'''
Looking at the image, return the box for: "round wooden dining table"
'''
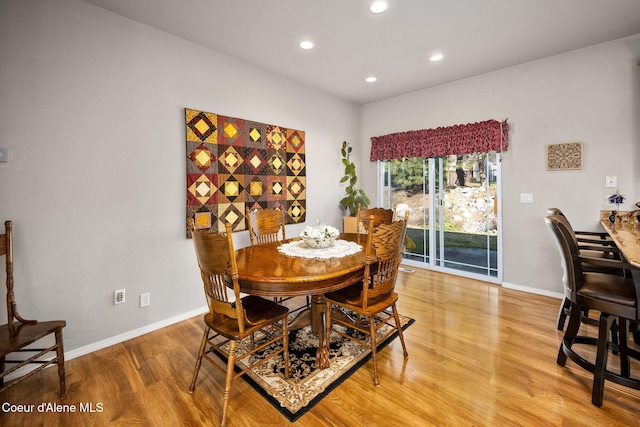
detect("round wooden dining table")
[234,233,367,368]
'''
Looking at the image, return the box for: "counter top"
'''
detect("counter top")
[600,210,640,268]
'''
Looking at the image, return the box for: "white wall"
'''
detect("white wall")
[0,0,359,354]
[1,0,639,359]
[360,35,640,296]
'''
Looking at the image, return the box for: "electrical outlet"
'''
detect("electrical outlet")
[114,289,125,305]
[140,292,150,308]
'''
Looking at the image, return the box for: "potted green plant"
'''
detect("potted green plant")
[339,141,370,216]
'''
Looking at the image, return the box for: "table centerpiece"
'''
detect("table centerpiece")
[300,223,339,249]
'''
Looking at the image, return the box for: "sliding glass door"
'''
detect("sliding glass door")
[380,152,501,282]
[433,153,499,278]
[380,158,429,263]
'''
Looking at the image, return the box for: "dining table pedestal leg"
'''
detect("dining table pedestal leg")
[311,295,331,369]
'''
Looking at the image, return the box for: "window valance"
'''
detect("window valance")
[370,119,508,161]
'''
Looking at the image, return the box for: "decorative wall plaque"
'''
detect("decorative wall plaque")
[546,142,583,171]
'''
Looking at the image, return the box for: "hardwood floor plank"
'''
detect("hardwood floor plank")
[2,268,639,426]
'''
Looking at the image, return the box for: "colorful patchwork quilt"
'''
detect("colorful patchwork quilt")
[185,108,306,236]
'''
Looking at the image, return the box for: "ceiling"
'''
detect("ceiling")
[80,0,640,104]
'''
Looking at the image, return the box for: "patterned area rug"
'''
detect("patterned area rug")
[222,312,414,422]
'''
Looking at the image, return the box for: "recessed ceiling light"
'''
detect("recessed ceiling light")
[300,41,314,50]
[369,1,388,14]
[366,76,377,83]
[429,54,443,62]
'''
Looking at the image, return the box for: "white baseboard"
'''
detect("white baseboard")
[5,306,208,381]
[502,281,563,300]
[66,306,208,360]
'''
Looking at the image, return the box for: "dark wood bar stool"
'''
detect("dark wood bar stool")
[546,214,640,406]
[546,208,623,330]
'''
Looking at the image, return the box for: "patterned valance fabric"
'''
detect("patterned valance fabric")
[370,119,508,161]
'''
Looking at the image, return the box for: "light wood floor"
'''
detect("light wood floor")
[2,268,639,426]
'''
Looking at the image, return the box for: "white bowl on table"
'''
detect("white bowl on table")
[300,224,339,249]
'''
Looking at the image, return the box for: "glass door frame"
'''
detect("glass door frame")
[379,154,503,285]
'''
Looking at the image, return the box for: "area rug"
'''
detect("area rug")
[222,312,414,422]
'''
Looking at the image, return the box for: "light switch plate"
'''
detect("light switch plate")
[0,148,8,162]
[520,193,533,204]
[605,176,617,188]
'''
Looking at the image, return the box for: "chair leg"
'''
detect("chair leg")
[556,297,571,330]
[369,315,380,387]
[558,302,581,367]
[631,321,640,345]
[282,318,290,380]
[611,318,622,354]
[188,326,209,393]
[54,329,66,399]
[618,318,630,378]
[324,304,331,338]
[592,313,615,407]
[392,303,408,358]
[221,340,237,427]
[0,355,5,388]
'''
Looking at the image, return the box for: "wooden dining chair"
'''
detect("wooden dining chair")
[245,206,309,307]
[546,214,640,406]
[356,203,396,233]
[245,207,286,246]
[188,220,290,427]
[546,208,624,330]
[0,220,66,398]
[324,212,409,386]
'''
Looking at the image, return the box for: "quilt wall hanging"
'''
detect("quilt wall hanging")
[185,108,306,237]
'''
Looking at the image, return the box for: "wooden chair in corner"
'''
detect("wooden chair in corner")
[0,220,66,398]
[188,220,290,427]
[324,212,409,386]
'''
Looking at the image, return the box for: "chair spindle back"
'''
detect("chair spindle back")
[357,203,396,233]
[361,213,408,309]
[2,220,34,328]
[246,207,286,245]
[190,220,247,334]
